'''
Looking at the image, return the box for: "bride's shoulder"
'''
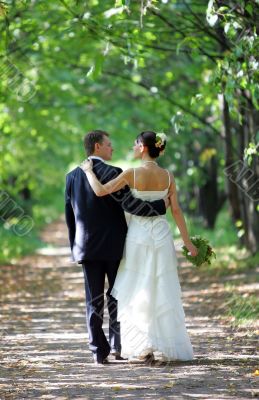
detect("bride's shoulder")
[123,167,134,175]
[162,168,175,178]
[118,168,134,185]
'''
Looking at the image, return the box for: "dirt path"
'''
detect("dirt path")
[0,217,258,399]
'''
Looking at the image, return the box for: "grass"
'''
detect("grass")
[214,251,258,326]
[187,207,238,248]
[224,291,259,326]
[0,226,43,264]
[198,245,258,326]
[202,247,259,276]
[0,189,64,265]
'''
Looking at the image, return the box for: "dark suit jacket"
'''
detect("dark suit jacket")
[65,159,166,262]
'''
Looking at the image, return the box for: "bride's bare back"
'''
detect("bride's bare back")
[129,164,171,192]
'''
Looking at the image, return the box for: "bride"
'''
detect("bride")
[81,131,197,362]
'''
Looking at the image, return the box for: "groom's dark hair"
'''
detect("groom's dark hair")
[84,130,110,156]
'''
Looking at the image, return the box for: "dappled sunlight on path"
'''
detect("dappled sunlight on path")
[0,217,258,399]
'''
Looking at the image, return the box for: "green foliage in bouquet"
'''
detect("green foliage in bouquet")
[182,236,216,267]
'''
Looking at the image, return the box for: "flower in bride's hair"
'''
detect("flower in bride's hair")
[155,132,167,148]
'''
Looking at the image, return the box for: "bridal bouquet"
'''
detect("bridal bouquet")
[182,236,216,267]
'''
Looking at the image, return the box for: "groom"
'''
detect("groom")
[65,130,167,364]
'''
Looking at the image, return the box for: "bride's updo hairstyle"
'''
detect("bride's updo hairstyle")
[136,131,167,158]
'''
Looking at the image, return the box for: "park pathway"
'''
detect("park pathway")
[0,217,258,399]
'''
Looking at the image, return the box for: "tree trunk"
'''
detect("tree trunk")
[237,98,259,253]
[198,156,226,229]
[220,94,241,222]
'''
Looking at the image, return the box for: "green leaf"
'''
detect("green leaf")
[218,6,229,13]
[245,4,253,16]
[86,54,105,80]
[176,37,199,55]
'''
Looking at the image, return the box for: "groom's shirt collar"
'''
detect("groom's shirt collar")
[89,156,105,163]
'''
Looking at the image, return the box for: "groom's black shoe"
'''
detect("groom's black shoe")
[92,354,109,365]
[110,350,127,361]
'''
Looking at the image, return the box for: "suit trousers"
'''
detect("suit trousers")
[82,259,121,359]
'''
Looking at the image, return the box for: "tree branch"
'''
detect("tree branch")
[105,70,223,138]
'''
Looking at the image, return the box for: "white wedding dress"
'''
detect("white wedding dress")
[111,185,194,361]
